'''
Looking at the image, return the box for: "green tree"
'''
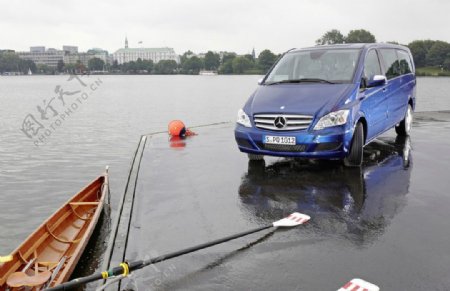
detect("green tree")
[444,54,450,71]
[57,60,65,72]
[316,29,345,45]
[135,58,145,71]
[408,40,436,67]
[65,63,76,74]
[155,60,178,74]
[88,57,105,71]
[180,51,195,67]
[142,59,154,73]
[111,60,119,70]
[243,54,255,63]
[221,52,237,64]
[219,60,234,74]
[128,61,137,72]
[346,29,376,43]
[182,56,203,74]
[426,41,450,66]
[0,52,19,72]
[0,52,37,74]
[257,49,277,73]
[203,51,220,70]
[18,59,36,74]
[232,56,253,74]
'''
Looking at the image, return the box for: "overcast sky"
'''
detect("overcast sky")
[1,0,449,55]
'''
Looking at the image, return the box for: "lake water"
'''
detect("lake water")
[0,75,449,271]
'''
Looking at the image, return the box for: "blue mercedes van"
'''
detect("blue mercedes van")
[234,43,416,167]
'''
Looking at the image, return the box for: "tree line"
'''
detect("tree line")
[316,29,450,73]
[0,52,36,74]
[108,49,279,75]
[2,29,450,75]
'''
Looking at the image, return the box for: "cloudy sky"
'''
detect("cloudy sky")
[1,0,449,55]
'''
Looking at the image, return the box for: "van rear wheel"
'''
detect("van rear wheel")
[344,122,364,167]
[395,104,413,136]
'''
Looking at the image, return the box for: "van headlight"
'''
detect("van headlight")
[237,109,252,127]
[314,110,349,130]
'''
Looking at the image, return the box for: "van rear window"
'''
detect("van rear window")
[379,49,400,79]
[397,49,413,75]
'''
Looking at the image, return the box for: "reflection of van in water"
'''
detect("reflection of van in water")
[239,136,412,245]
[235,43,416,167]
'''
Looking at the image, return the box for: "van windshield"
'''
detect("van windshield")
[264,49,361,85]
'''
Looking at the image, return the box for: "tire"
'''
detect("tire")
[395,104,413,136]
[344,122,364,167]
[248,154,264,161]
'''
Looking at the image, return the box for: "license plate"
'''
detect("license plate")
[263,136,296,145]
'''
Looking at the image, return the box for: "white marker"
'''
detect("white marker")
[337,278,380,291]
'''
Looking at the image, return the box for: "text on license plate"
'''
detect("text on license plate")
[263,136,296,145]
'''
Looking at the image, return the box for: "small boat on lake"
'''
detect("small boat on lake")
[0,170,109,290]
[199,70,218,76]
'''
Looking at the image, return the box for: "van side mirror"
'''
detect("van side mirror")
[257,78,264,85]
[367,75,387,88]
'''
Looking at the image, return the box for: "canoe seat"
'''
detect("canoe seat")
[69,202,99,221]
[6,270,52,288]
[45,224,81,244]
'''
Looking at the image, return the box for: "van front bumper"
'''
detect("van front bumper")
[234,124,354,159]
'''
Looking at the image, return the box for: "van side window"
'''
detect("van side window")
[397,49,413,75]
[364,50,382,80]
[380,49,400,79]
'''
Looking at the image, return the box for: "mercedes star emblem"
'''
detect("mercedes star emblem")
[274,116,286,129]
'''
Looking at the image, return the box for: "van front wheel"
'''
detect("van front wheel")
[344,122,364,167]
[248,154,264,161]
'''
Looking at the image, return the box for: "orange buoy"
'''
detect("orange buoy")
[168,120,197,137]
[168,120,186,136]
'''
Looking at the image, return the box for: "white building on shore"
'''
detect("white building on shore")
[113,37,179,64]
[17,47,64,67]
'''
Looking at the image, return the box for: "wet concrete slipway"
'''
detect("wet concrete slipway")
[97,111,450,291]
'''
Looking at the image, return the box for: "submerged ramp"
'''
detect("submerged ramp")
[102,113,450,291]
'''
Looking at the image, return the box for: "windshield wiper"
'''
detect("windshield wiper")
[265,78,336,85]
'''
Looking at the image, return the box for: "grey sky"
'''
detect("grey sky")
[1,0,449,55]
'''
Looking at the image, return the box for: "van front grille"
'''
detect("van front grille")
[256,142,307,152]
[254,114,313,131]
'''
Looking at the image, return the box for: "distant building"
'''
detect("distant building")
[64,49,111,67]
[30,46,45,53]
[87,48,112,64]
[64,53,92,67]
[63,45,78,54]
[17,47,64,67]
[113,37,179,64]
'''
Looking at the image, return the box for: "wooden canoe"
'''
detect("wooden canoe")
[0,171,109,290]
